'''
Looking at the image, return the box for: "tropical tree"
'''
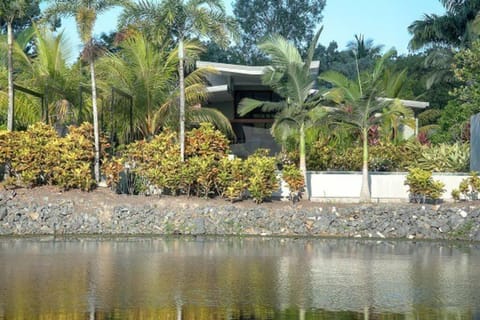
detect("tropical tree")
[238,28,325,199]
[1,25,78,129]
[409,0,480,50]
[0,0,39,131]
[319,50,409,202]
[347,34,383,59]
[45,0,125,182]
[232,0,326,65]
[96,33,233,140]
[408,0,480,87]
[121,0,236,161]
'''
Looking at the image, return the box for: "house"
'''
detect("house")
[197,60,429,157]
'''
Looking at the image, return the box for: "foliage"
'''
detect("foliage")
[307,141,422,172]
[238,29,325,198]
[51,123,97,191]
[45,0,126,182]
[244,149,279,204]
[0,122,96,190]
[431,40,480,143]
[185,123,230,159]
[408,0,480,50]
[103,130,279,203]
[320,49,410,201]
[215,157,247,201]
[282,164,304,202]
[120,129,181,194]
[0,0,41,35]
[418,109,442,127]
[404,168,445,203]
[452,171,480,201]
[231,0,326,65]
[414,143,470,172]
[187,155,217,198]
[120,0,236,160]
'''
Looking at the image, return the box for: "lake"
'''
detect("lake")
[0,237,479,319]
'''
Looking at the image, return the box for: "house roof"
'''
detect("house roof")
[378,98,429,109]
[196,60,320,76]
[197,61,429,109]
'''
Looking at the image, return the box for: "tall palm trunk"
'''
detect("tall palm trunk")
[299,122,309,199]
[7,21,14,131]
[178,38,186,161]
[90,59,101,182]
[360,127,371,202]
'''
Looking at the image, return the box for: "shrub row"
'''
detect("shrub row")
[307,141,470,172]
[104,123,286,203]
[0,123,305,204]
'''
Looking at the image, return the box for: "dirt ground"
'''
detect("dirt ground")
[6,185,335,210]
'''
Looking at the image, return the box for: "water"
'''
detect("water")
[0,237,479,319]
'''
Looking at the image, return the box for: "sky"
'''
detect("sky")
[57,0,447,62]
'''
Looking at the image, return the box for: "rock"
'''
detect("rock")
[376,231,385,239]
[28,212,39,221]
[458,209,468,218]
[191,217,206,235]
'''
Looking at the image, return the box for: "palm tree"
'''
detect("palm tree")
[319,50,408,202]
[121,0,236,161]
[96,33,233,140]
[347,34,383,59]
[0,0,37,131]
[45,0,125,182]
[408,0,480,87]
[4,25,78,128]
[409,0,480,50]
[238,28,325,199]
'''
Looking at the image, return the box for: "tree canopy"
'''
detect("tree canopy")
[204,0,326,65]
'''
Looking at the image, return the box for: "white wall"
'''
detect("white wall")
[303,172,469,203]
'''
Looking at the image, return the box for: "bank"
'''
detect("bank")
[0,187,479,241]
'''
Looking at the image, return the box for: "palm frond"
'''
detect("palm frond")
[305,26,323,71]
[237,98,265,116]
[259,35,303,67]
[187,106,234,139]
[319,70,361,102]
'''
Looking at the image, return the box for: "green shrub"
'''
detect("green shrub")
[452,171,480,201]
[185,122,230,159]
[51,123,97,191]
[307,141,421,172]
[0,122,97,190]
[282,164,304,202]
[245,150,279,203]
[188,155,217,198]
[121,129,181,194]
[404,168,445,203]
[216,157,247,201]
[414,143,470,172]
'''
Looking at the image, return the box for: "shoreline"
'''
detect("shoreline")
[1,187,480,241]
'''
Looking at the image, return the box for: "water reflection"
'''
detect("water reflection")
[0,237,479,319]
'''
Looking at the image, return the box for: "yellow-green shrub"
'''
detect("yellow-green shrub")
[185,123,230,159]
[0,122,97,191]
[216,157,247,201]
[404,168,445,203]
[245,150,279,203]
[282,164,304,200]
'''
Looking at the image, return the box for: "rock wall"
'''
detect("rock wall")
[1,191,480,241]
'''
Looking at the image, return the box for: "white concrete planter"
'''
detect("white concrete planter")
[304,171,469,203]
